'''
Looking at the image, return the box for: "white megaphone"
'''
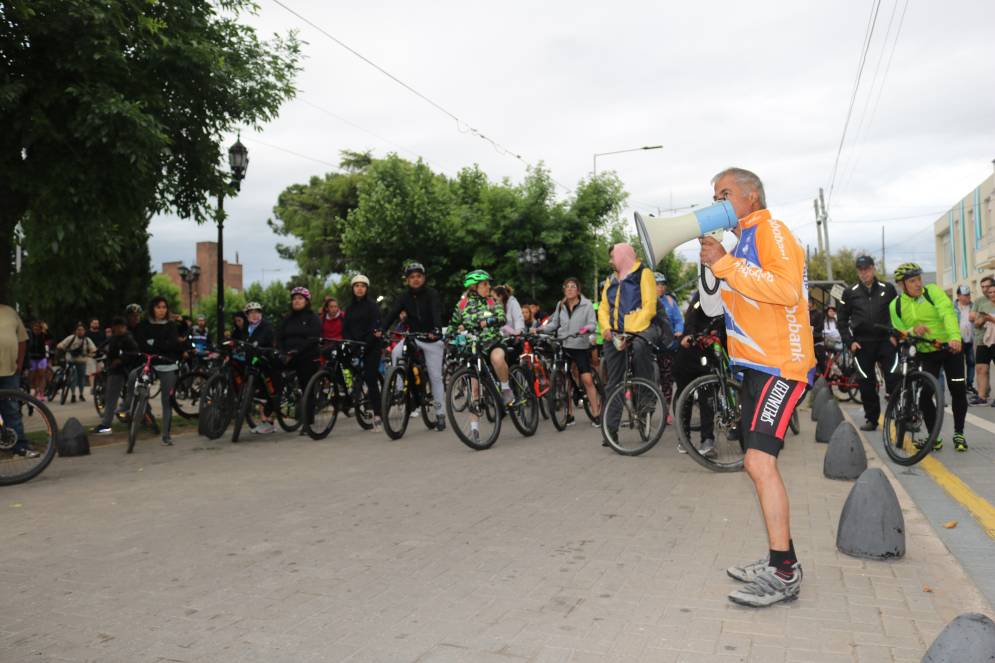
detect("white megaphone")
[633,200,738,266]
[633,200,740,318]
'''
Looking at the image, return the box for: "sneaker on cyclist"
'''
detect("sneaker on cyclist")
[436,414,446,432]
[564,414,576,427]
[954,433,968,452]
[92,425,112,435]
[471,429,481,446]
[676,442,688,454]
[859,421,877,431]
[727,555,769,582]
[728,564,802,607]
[501,388,514,407]
[252,421,275,434]
[161,436,173,446]
[699,438,717,458]
[14,447,41,459]
[933,437,942,451]
[969,394,987,405]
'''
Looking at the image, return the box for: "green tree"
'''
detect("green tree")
[807,248,860,286]
[267,150,371,279]
[1,0,301,318]
[655,252,699,305]
[195,287,246,337]
[147,273,182,315]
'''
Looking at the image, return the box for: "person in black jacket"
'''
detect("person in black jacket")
[133,297,184,444]
[277,287,322,395]
[93,317,140,434]
[837,255,899,431]
[344,274,383,427]
[244,302,275,347]
[672,292,726,456]
[383,262,446,430]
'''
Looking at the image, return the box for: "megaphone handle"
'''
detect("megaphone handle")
[700,266,720,295]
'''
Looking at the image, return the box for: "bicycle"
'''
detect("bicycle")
[444,331,538,450]
[600,332,667,456]
[125,353,166,454]
[197,342,249,440]
[300,339,379,440]
[538,331,604,430]
[45,353,75,405]
[171,365,211,420]
[815,341,864,403]
[516,332,552,421]
[0,390,58,485]
[881,330,945,466]
[382,332,438,440]
[231,343,303,442]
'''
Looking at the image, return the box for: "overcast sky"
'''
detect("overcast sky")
[149,0,995,286]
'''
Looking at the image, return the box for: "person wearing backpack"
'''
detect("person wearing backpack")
[890,263,968,452]
[837,255,899,431]
[450,270,510,401]
[57,322,97,403]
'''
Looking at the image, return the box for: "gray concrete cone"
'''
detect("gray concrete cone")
[815,399,844,443]
[808,377,828,406]
[811,387,833,422]
[57,417,90,457]
[836,467,905,560]
[921,612,995,663]
[823,422,867,480]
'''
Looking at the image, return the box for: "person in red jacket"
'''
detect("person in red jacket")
[321,297,344,341]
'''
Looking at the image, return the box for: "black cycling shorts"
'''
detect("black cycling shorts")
[976,344,995,366]
[740,369,807,457]
[564,348,592,375]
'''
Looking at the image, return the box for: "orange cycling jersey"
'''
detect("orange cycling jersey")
[710,209,816,384]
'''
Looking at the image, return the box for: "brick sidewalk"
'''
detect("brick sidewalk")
[0,404,989,662]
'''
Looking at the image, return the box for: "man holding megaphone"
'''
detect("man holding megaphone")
[698,167,816,608]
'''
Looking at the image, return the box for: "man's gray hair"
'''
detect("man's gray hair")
[711,167,766,209]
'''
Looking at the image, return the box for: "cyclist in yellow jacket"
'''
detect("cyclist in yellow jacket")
[699,167,815,608]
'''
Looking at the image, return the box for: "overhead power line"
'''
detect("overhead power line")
[268,0,575,193]
[826,0,883,211]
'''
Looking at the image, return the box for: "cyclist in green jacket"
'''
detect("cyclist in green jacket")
[889,263,968,452]
[450,270,513,406]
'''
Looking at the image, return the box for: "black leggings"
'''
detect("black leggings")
[917,350,967,435]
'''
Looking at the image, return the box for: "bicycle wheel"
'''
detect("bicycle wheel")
[45,372,60,402]
[198,373,234,439]
[59,376,70,405]
[127,388,148,454]
[171,370,209,419]
[674,374,744,471]
[582,370,604,422]
[508,365,539,437]
[446,367,501,450]
[547,368,571,431]
[353,373,378,430]
[231,374,256,443]
[302,370,338,440]
[0,390,58,486]
[93,374,106,417]
[788,408,800,435]
[382,364,411,440]
[602,377,667,456]
[882,370,943,466]
[276,373,302,432]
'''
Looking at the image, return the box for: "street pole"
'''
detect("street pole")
[813,199,824,254]
[819,188,833,281]
[881,226,886,276]
[216,190,225,343]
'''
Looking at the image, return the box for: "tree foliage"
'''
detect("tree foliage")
[655,252,700,305]
[807,248,860,286]
[148,273,182,316]
[1,0,301,321]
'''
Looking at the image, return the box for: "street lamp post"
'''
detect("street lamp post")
[517,247,546,301]
[216,136,249,342]
[591,144,663,295]
[176,263,201,319]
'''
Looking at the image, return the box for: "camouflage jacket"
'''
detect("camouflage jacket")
[450,293,506,344]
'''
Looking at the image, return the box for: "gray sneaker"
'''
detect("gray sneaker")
[726,555,770,582]
[676,442,688,454]
[728,564,802,607]
[699,438,717,458]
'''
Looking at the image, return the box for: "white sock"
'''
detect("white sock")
[470,421,479,432]
[500,382,510,391]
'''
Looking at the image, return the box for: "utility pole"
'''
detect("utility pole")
[881,226,886,277]
[817,188,833,281]
[813,199,824,253]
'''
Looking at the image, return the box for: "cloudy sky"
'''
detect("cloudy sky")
[149,0,995,285]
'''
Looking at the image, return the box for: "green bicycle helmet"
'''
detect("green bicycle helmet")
[463,269,491,288]
[893,262,922,282]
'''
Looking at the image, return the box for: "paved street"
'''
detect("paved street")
[1,401,991,663]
